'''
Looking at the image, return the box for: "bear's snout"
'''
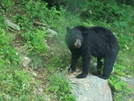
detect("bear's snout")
[74,39,81,48]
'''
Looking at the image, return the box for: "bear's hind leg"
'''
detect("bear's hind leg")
[100,51,118,79]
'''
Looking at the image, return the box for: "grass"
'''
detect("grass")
[0,0,134,101]
[0,65,32,100]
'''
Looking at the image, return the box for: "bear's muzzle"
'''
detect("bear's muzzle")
[74,39,81,48]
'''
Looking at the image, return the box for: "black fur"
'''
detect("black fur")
[65,26,119,79]
[43,0,60,10]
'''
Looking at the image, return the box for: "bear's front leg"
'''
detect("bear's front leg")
[68,52,80,73]
[76,51,90,78]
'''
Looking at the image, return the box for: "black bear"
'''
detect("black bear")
[65,26,119,79]
[43,0,60,10]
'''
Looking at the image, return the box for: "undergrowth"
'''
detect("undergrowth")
[47,73,76,101]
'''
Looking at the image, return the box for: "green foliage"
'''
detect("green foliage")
[85,0,132,23]
[0,65,33,100]
[2,46,20,64]
[116,34,134,50]
[108,63,132,101]
[65,0,133,28]
[116,0,134,6]
[47,74,76,101]
[109,77,126,91]
[29,55,45,69]
[0,16,6,29]
[0,0,13,12]
[0,29,20,65]
[0,29,8,46]
[25,0,48,20]
[22,29,48,56]
[13,14,33,31]
[47,52,69,69]
[12,0,61,30]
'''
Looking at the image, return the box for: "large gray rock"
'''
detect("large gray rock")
[67,74,113,101]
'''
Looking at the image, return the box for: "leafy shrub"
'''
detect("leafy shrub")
[47,74,76,101]
[0,28,20,65]
[25,1,48,20]
[0,16,6,29]
[65,0,133,23]
[108,62,132,101]
[22,29,49,55]
[83,0,132,22]
[0,29,8,46]
[116,0,134,6]
[47,52,70,69]
[13,14,33,31]
[29,55,45,69]
[0,0,13,12]
[12,0,62,31]
[0,66,32,100]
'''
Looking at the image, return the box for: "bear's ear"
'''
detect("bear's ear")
[66,27,71,33]
[82,31,89,36]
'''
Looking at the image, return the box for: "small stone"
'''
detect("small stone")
[32,72,38,77]
[21,56,31,67]
[42,27,58,37]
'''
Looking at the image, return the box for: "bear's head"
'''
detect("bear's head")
[65,26,88,48]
